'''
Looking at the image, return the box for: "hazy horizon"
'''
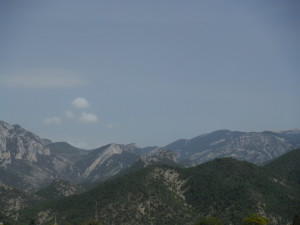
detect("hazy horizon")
[1,0,300,149]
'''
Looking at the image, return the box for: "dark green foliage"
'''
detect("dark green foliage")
[264,149,300,187]
[17,152,300,225]
[0,212,5,222]
[35,182,64,200]
[19,166,191,225]
[0,211,12,225]
[293,214,300,225]
[183,157,299,224]
[19,166,189,225]
[28,219,35,225]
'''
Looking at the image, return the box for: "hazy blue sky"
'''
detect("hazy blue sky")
[1,0,300,149]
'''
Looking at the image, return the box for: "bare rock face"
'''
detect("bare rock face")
[0,121,55,189]
[0,121,51,167]
[0,121,90,190]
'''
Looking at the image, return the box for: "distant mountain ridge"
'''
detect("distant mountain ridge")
[165,129,300,166]
[0,120,300,191]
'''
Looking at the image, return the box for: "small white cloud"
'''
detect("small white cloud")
[1,69,88,88]
[107,124,120,129]
[71,97,90,109]
[65,111,75,119]
[79,112,99,123]
[43,117,62,125]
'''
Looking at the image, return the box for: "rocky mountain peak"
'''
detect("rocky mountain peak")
[0,121,11,129]
[0,122,52,166]
[122,143,138,152]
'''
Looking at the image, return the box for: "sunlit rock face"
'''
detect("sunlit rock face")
[0,121,51,166]
[0,121,54,189]
[0,121,78,189]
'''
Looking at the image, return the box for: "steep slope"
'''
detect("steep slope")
[166,130,300,166]
[18,157,300,225]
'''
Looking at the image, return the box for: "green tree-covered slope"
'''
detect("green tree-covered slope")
[18,151,300,225]
[264,149,300,187]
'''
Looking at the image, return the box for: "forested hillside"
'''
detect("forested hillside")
[17,150,300,225]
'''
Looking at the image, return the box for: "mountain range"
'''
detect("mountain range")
[0,120,300,224]
[1,120,300,191]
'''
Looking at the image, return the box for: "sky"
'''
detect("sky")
[1,0,300,149]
